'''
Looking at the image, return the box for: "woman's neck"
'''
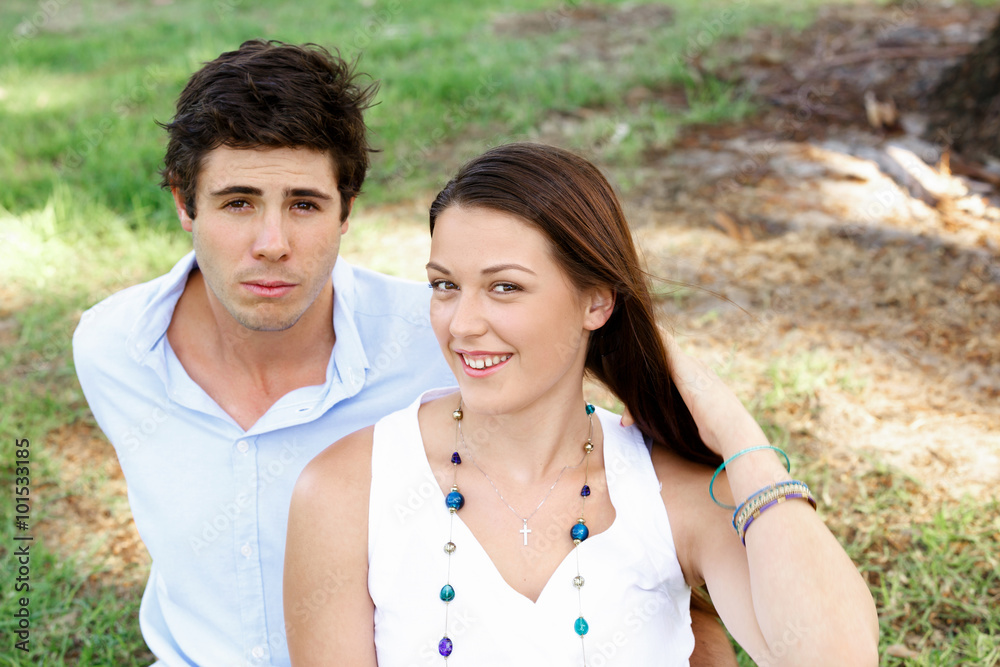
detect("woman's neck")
[456,386,594,484]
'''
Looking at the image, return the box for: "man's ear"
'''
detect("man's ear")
[171,187,194,232]
[583,287,615,331]
[340,196,356,234]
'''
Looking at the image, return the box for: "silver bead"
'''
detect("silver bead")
[444,541,456,554]
[573,576,585,588]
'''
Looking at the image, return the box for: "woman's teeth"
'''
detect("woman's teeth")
[462,354,512,370]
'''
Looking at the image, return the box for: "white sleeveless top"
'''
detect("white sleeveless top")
[369,388,694,666]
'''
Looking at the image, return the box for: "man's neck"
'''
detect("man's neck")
[167,269,336,430]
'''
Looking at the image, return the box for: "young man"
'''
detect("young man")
[73,40,734,666]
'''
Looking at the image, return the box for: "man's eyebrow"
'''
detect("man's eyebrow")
[206,186,334,200]
[209,185,262,197]
[285,188,333,200]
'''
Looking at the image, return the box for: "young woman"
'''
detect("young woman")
[284,143,878,666]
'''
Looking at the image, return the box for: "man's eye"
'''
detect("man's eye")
[292,201,319,211]
[224,199,251,210]
[429,280,457,292]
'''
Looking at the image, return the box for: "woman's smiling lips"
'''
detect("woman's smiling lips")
[455,350,513,376]
[242,280,297,298]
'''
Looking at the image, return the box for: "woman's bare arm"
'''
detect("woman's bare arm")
[285,427,378,667]
[660,335,879,666]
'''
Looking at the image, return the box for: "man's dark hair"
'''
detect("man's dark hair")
[159,39,378,220]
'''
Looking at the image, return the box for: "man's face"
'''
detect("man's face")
[173,145,349,332]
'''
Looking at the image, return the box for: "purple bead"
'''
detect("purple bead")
[451,451,462,465]
[438,637,453,657]
[580,485,591,497]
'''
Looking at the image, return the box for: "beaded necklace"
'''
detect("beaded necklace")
[460,405,588,546]
[438,401,596,663]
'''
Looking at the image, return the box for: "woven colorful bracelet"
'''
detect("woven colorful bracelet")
[732,480,812,530]
[735,483,817,546]
[733,481,813,531]
[709,445,791,509]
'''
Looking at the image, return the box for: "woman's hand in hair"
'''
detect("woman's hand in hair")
[661,332,766,460]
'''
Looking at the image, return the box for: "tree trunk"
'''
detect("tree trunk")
[924,13,1000,161]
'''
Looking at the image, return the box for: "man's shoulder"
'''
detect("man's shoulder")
[75,276,166,341]
[73,255,191,365]
[341,262,430,324]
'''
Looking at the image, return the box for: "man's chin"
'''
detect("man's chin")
[229,308,305,333]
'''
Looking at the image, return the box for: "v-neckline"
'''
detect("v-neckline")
[417,398,623,607]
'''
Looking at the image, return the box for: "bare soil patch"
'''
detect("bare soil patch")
[37,421,149,589]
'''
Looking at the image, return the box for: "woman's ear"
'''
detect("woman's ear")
[583,287,615,331]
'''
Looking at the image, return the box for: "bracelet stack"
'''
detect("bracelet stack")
[708,445,817,545]
[732,481,816,545]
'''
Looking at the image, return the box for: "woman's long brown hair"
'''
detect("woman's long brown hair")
[430,143,721,468]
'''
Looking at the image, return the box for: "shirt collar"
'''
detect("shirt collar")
[124,251,371,424]
[327,257,369,398]
[127,250,196,365]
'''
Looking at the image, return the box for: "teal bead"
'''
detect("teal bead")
[571,520,589,543]
[446,490,464,511]
[585,404,595,415]
[575,616,589,636]
[440,584,455,602]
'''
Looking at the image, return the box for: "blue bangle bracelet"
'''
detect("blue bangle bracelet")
[708,445,791,509]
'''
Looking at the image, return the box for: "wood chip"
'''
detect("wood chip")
[886,644,921,658]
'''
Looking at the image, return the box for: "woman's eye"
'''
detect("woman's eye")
[430,279,457,292]
[491,283,519,294]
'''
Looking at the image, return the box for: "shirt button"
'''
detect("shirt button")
[241,544,252,558]
[237,440,249,453]
[251,646,265,659]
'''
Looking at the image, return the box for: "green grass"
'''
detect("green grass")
[0,0,825,228]
[732,489,1000,666]
[854,479,1000,666]
[2,0,998,664]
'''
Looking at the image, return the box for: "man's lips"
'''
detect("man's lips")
[242,281,297,297]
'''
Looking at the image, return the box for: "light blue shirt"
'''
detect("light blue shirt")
[73,251,455,666]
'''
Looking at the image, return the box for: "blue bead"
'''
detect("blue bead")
[580,485,591,497]
[575,617,589,636]
[446,490,464,511]
[571,521,589,542]
[438,637,453,657]
[440,584,455,602]
[451,451,462,465]
[585,404,595,415]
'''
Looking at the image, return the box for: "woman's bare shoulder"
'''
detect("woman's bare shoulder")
[294,426,376,505]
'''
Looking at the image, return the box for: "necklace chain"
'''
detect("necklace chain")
[439,398,596,664]
[458,412,590,534]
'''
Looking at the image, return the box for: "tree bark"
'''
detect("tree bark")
[924,13,1000,161]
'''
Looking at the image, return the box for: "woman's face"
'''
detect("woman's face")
[427,205,610,415]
